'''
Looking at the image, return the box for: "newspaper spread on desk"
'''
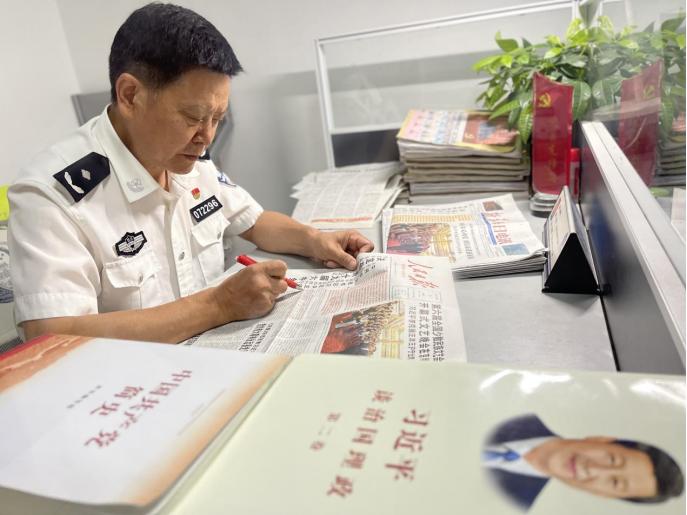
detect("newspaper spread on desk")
[382,194,546,278]
[291,162,405,229]
[187,253,465,361]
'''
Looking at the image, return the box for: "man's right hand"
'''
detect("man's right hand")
[213,259,289,323]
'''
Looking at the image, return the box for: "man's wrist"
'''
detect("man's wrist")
[301,225,321,258]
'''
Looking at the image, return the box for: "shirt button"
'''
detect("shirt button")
[178,251,185,261]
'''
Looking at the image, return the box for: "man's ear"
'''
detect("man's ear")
[584,436,615,443]
[114,73,146,119]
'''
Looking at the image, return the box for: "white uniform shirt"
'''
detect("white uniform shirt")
[8,107,263,327]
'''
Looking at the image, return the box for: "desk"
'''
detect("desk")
[231,193,616,372]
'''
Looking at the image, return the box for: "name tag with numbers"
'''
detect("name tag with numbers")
[190,195,223,223]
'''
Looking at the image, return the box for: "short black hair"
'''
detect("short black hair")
[109,2,242,102]
[614,439,685,503]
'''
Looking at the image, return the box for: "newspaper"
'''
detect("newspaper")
[291,162,405,229]
[382,194,546,278]
[187,253,465,361]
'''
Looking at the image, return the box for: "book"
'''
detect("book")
[1,335,685,515]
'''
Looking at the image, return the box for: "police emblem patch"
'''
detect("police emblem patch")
[191,187,201,199]
[217,170,236,187]
[115,231,148,257]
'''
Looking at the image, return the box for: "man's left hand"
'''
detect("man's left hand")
[311,230,374,270]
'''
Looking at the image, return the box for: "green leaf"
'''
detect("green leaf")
[522,38,532,48]
[517,90,532,107]
[560,54,588,68]
[592,77,621,107]
[502,54,513,68]
[495,31,519,52]
[660,98,675,139]
[516,53,530,65]
[566,18,583,41]
[517,104,533,144]
[677,34,685,49]
[642,22,655,33]
[473,54,501,71]
[571,80,592,120]
[546,35,562,46]
[598,15,615,34]
[619,38,639,50]
[489,99,521,119]
[544,47,562,60]
[661,15,685,33]
[508,106,521,128]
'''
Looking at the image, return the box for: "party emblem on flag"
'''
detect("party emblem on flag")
[191,187,201,199]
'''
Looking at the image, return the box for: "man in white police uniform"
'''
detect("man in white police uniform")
[8,3,373,343]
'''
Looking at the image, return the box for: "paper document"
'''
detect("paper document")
[291,162,405,229]
[382,194,545,278]
[188,253,465,361]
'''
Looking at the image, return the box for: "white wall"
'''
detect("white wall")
[0,0,80,186]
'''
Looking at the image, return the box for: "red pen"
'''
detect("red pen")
[236,254,300,290]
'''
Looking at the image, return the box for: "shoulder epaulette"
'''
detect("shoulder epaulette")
[53,152,110,202]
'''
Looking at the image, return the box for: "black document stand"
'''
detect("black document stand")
[542,186,599,294]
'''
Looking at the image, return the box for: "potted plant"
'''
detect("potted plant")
[472,14,686,144]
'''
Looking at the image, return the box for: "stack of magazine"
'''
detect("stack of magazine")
[291,161,405,229]
[396,109,530,202]
[655,111,686,187]
[382,193,546,278]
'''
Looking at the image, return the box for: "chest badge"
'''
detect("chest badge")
[115,231,147,257]
[191,187,201,200]
[190,195,223,223]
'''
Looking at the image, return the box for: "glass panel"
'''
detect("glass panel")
[320,6,575,133]
[593,0,685,242]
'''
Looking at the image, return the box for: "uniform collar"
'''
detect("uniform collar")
[93,105,164,203]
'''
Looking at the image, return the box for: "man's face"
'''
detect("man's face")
[128,67,230,175]
[540,437,657,499]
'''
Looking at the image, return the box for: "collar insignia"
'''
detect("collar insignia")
[127,178,144,193]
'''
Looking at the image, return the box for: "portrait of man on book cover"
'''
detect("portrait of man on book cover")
[482,413,684,511]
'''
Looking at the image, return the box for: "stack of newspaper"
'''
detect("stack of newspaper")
[291,161,405,229]
[396,109,530,202]
[655,111,686,187]
[382,193,546,278]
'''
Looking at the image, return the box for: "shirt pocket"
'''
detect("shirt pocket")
[191,215,230,285]
[100,250,163,312]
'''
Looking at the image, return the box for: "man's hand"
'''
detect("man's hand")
[213,260,288,322]
[310,230,374,270]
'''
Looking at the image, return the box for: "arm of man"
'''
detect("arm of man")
[21,260,289,343]
[240,211,374,270]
